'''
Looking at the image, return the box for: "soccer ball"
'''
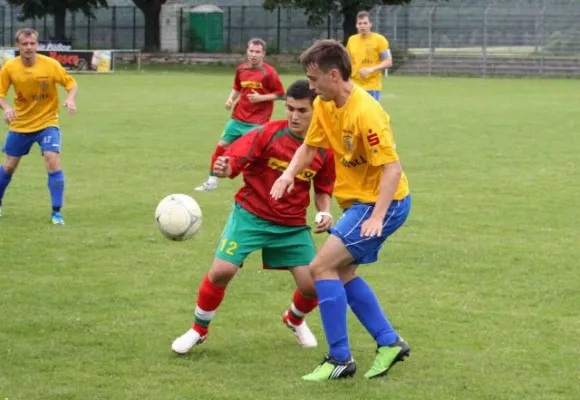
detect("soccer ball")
[155,194,203,241]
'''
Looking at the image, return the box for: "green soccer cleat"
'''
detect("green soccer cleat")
[364,337,410,379]
[51,211,65,225]
[301,355,357,381]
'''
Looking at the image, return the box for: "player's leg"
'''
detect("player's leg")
[263,228,319,348]
[172,202,262,354]
[38,127,65,225]
[0,131,35,216]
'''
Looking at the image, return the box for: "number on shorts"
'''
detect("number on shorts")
[220,238,238,256]
[42,136,52,144]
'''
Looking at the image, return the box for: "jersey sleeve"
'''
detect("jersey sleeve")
[378,35,391,60]
[266,69,285,99]
[304,103,331,149]
[0,64,11,97]
[313,149,335,196]
[233,67,242,91]
[55,62,77,90]
[358,103,399,167]
[224,127,265,178]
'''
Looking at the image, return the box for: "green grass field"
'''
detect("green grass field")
[1,70,579,400]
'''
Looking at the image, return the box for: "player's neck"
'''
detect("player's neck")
[20,54,37,67]
[334,81,354,108]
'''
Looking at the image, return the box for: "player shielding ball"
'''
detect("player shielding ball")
[271,40,411,381]
[172,80,336,354]
[195,38,285,192]
[346,11,393,101]
[0,28,78,224]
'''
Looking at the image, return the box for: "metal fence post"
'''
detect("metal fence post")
[179,7,183,52]
[87,13,91,49]
[226,7,231,53]
[483,5,490,77]
[111,6,117,49]
[132,7,137,50]
[393,6,400,41]
[428,5,436,76]
[538,4,546,75]
[277,6,281,53]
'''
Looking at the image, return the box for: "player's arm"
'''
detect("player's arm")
[271,110,329,199]
[213,127,264,179]
[312,150,336,233]
[251,70,285,103]
[0,66,16,123]
[360,108,401,226]
[369,35,393,72]
[55,62,78,113]
[225,68,242,109]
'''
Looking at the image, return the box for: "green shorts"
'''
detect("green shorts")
[220,119,261,144]
[215,202,316,269]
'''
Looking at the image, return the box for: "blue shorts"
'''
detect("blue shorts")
[2,127,61,157]
[330,195,411,265]
[367,90,382,101]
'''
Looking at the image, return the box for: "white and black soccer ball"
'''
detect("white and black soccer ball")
[155,194,203,241]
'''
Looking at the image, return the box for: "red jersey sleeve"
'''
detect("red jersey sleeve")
[233,66,242,91]
[224,127,265,178]
[313,149,335,196]
[265,68,285,99]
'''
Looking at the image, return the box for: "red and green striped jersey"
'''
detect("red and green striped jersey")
[231,62,285,125]
[225,120,335,226]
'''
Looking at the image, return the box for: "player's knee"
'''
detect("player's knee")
[3,157,20,174]
[208,259,239,286]
[43,152,61,172]
[217,140,230,149]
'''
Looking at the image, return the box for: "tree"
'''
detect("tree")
[263,0,411,44]
[8,0,108,41]
[131,0,166,51]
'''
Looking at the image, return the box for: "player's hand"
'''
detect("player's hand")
[63,99,77,115]
[247,89,263,103]
[313,212,332,234]
[225,99,233,110]
[3,107,16,124]
[360,215,383,238]
[359,68,373,79]
[270,173,294,200]
[213,156,232,177]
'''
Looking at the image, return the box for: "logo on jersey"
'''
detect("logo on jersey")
[39,80,49,90]
[340,155,368,168]
[343,134,354,153]
[366,129,380,147]
[267,157,316,181]
[241,81,263,89]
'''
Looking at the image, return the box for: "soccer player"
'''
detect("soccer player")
[172,80,336,354]
[0,28,77,224]
[346,11,392,101]
[195,38,285,192]
[270,40,411,381]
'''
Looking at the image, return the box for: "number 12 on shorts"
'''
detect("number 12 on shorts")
[219,238,238,256]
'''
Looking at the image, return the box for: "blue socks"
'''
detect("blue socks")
[48,170,65,212]
[0,166,13,205]
[315,280,351,362]
[344,276,398,347]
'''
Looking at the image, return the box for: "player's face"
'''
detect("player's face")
[356,17,372,36]
[247,44,265,66]
[305,64,340,102]
[16,34,38,59]
[285,97,313,136]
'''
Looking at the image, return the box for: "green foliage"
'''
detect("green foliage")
[7,0,107,21]
[544,29,580,56]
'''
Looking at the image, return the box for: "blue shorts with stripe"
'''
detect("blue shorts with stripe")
[329,195,411,265]
[2,127,61,157]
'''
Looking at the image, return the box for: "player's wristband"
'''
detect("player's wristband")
[314,212,333,224]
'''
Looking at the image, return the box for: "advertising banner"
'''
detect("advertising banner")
[0,49,114,72]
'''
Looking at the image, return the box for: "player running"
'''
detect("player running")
[346,11,392,101]
[0,28,78,224]
[195,38,285,192]
[271,40,411,381]
[172,80,336,354]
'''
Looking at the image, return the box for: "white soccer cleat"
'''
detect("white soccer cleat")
[171,328,207,355]
[194,180,218,192]
[282,311,318,348]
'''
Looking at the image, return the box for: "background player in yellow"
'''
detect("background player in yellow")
[271,39,411,381]
[346,11,393,101]
[0,28,77,224]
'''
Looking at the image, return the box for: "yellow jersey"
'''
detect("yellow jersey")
[304,85,409,210]
[346,32,390,91]
[0,54,77,133]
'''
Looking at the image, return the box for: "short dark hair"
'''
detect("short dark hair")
[299,39,352,81]
[357,11,371,21]
[285,80,317,104]
[247,38,266,51]
[15,28,38,42]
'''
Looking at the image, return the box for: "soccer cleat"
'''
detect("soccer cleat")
[194,181,218,192]
[171,328,207,355]
[282,310,318,348]
[302,355,357,381]
[51,211,65,225]
[364,336,410,379]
